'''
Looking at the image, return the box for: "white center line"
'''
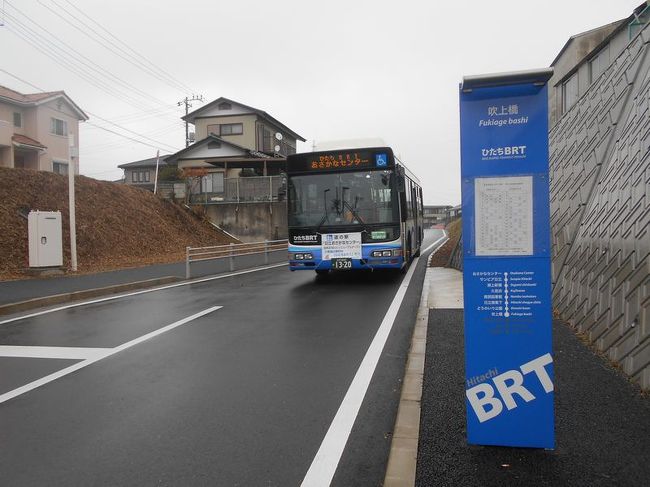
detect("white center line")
[0,346,111,360]
[0,305,222,405]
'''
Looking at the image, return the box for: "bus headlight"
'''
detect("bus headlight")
[371,249,396,257]
[292,253,314,260]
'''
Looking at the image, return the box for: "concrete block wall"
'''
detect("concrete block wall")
[549,24,650,390]
[205,202,288,243]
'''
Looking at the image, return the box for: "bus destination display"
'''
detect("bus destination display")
[288,149,395,173]
[309,152,371,171]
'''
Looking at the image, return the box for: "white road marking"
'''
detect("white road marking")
[421,231,448,255]
[0,346,111,360]
[0,306,222,405]
[301,233,447,486]
[0,263,285,326]
[301,257,420,486]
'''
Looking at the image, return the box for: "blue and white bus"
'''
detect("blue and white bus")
[286,146,423,274]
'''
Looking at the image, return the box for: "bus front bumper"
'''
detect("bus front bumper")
[288,257,404,271]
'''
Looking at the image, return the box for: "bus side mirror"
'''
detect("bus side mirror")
[397,174,405,192]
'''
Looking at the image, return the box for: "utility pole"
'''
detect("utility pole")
[67,133,77,272]
[178,95,204,147]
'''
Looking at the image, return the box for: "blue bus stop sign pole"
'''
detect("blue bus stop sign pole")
[459,69,555,449]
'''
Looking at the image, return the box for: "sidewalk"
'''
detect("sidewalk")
[0,262,184,306]
[0,252,287,308]
[416,268,650,486]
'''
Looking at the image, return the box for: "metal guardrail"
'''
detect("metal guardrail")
[185,240,288,278]
[189,176,285,204]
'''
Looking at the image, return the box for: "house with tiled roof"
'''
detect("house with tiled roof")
[118,154,170,191]
[154,97,305,241]
[0,83,88,174]
[166,97,305,204]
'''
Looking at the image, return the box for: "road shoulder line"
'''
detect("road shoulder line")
[300,256,421,487]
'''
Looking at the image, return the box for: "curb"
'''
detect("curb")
[384,266,431,486]
[384,240,449,486]
[0,276,181,317]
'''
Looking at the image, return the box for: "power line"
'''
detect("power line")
[0,69,182,154]
[83,122,184,153]
[86,121,182,152]
[4,2,178,114]
[86,111,181,152]
[54,0,196,94]
[3,15,160,114]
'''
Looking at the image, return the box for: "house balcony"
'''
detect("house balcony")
[189,175,286,204]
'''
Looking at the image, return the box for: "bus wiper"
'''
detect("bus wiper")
[315,188,330,232]
[342,187,365,224]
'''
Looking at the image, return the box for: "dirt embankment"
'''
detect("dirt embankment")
[429,218,461,267]
[0,167,237,280]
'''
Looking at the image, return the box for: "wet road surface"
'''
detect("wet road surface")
[0,230,445,486]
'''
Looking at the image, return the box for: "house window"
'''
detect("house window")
[589,46,610,84]
[131,170,150,182]
[50,118,68,136]
[562,73,579,114]
[13,112,22,128]
[219,123,243,136]
[218,102,232,110]
[200,172,224,193]
[206,123,243,136]
[53,161,68,175]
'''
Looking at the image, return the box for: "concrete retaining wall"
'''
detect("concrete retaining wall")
[205,202,287,243]
[549,25,650,389]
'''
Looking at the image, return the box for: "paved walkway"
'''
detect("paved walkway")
[0,253,286,306]
[0,262,183,306]
[416,268,650,486]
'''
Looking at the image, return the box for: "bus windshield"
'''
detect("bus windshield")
[288,170,399,227]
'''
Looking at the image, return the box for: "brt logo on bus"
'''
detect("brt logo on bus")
[466,353,553,423]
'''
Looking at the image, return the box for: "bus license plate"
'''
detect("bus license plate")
[331,258,352,270]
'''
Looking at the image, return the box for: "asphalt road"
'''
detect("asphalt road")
[0,229,445,486]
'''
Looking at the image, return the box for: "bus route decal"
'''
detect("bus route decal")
[321,233,362,260]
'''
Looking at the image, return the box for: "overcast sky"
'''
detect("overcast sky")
[0,0,643,204]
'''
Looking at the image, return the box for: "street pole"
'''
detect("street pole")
[153,149,160,194]
[178,95,204,147]
[67,133,78,272]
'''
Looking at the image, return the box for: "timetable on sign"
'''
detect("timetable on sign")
[474,176,533,256]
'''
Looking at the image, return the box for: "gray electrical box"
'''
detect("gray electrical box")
[28,211,63,268]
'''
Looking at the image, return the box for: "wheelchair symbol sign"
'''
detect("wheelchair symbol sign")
[376,153,388,167]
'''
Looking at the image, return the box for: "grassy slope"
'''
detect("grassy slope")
[0,168,236,280]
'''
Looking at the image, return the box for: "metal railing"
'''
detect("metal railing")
[185,239,288,278]
[189,176,285,204]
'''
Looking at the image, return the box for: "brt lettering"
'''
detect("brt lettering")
[466,353,553,423]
